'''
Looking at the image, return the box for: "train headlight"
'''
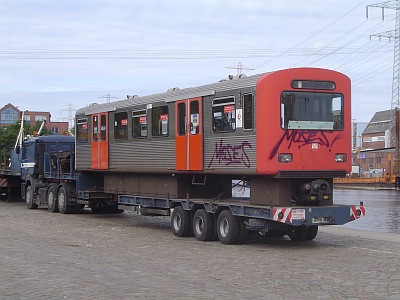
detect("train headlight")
[277,153,292,163]
[334,153,347,162]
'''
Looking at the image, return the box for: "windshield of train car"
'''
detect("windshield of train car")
[281,92,343,130]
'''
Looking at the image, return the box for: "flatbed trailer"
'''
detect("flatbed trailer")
[118,194,365,243]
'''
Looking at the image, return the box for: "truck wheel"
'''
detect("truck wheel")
[26,185,38,209]
[305,226,318,241]
[193,209,215,241]
[217,210,239,244]
[57,186,73,214]
[171,206,192,237]
[47,185,59,213]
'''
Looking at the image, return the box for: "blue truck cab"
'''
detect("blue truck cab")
[21,135,76,181]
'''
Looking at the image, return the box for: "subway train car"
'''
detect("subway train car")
[75,67,350,207]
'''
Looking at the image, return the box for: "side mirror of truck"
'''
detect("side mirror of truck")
[15,145,20,155]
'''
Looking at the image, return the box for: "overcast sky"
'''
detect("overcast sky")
[0,0,397,125]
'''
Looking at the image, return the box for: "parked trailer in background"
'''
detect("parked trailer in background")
[15,67,364,244]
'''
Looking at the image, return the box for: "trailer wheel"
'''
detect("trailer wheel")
[193,209,215,241]
[171,206,192,237]
[305,226,318,241]
[217,210,239,244]
[26,185,38,209]
[287,226,308,241]
[57,186,73,214]
[47,185,58,213]
[236,217,248,244]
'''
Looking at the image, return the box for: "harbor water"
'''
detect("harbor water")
[334,188,400,234]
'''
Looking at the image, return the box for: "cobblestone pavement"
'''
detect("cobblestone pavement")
[0,200,399,300]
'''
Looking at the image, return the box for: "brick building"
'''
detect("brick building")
[353,109,397,176]
[0,103,69,134]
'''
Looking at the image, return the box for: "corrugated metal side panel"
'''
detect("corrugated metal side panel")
[108,139,175,172]
[75,143,92,170]
[204,135,257,174]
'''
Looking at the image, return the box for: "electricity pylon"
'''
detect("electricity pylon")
[367,1,400,147]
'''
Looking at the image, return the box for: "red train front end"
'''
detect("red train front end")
[254,68,351,206]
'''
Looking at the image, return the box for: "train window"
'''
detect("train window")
[243,94,253,130]
[177,103,186,136]
[132,110,147,138]
[212,97,236,132]
[93,116,99,141]
[281,92,344,130]
[291,80,335,90]
[190,101,199,135]
[100,114,107,141]
[152,105,169,137]
[77,118,88,143]
[114,111,128,140]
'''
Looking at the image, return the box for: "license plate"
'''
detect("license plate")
[312,217,333,224]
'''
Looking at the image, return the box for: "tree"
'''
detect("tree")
[0,121,51,165]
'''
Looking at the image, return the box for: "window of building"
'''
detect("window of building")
[114,112,128,140]
[132,110,147,138]
[1,107,19,124]
[23,114,31,124]
[51,127,59,134]
[34,115,47,122]
[212,97,236,132]
[77,118,88,143]
[243,93,253,130]
[152,106,169,137]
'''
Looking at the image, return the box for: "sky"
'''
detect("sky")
[0,0,397,126]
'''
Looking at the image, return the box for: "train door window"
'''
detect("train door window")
[77,118,88,143]
[212,96,236,132]
[132,110,148,138]
[100,114,107,140]
[152,105,169,137]
[114,111,128,140]
[190,101,199,134]
[93,116,99,141]
[177,102,186,136]
[243,94,253,130]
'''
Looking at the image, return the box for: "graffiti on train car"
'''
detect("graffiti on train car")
[269,130,342,160]
[208,139,252,168]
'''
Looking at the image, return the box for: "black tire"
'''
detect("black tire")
[57,186,73,214]
[236,217,248,244]
[26,185,38,209]
[47,185,59,213]
[72,204,85,213]
[288,226,308,241]
[171,206,192,237]
[217,210,240,244]
[305,226,319,241]
[193,209,215,241]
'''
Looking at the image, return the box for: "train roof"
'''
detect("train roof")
[76,71,270,116]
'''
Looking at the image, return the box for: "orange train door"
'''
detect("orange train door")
[175,97,203,171]
[91,112,109,170]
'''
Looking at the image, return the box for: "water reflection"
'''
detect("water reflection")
[334,189,400,234]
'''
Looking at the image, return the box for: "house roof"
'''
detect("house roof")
[362,109,392,134]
